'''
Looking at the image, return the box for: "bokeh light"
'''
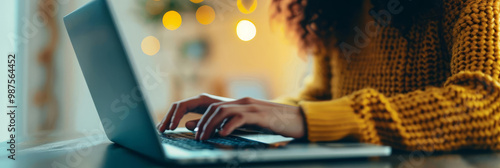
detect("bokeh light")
[145,0,165,15]
[237,0,257,14]
[162,11,182,30]
[141,36,160,56]
[236,20,256,41]
[190,0,204,3]
[196,5,215,25]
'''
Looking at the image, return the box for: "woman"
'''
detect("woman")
[158,0,500,151]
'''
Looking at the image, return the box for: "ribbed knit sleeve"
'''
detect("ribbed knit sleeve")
[302,0,500,151]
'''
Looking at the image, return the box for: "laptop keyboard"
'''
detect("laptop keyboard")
[161,132,267,150]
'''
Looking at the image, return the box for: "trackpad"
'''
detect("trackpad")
[234,134,294,144]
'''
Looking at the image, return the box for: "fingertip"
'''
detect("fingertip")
[160,120,169,131]
[185,121,197,130]
[218,130,227,136]
[157,124,164,132]
[157,121,164,129]
[199,132,206,140]
[223,129,232,136]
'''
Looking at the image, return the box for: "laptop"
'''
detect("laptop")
[63,0,391,165]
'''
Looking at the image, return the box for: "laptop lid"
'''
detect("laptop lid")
[64,0,166,161]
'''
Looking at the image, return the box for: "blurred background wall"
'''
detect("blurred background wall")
[1,0,311,146]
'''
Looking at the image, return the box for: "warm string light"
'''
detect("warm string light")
[145,0,165,15]
[141,36,161,56]
[162,10,182,30]
[237,0,257,14]
[236,0,257,41]
[236,20,256,41]
[190,0,203,3]
[196,5,215,25]
[150,0,259,57]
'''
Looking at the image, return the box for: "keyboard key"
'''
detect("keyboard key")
[161,132,267,150]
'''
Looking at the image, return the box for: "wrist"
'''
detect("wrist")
[299,97,361,142]
[295,106,308,140]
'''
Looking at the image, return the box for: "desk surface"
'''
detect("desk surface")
[2,135,500,168]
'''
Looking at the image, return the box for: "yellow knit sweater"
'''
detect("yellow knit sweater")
[275,0,500,151]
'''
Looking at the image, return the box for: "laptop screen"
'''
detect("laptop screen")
[64,0,166,161]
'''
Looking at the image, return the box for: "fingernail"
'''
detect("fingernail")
[157,122,162,129]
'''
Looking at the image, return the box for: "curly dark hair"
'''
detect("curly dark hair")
[271,0,442,56]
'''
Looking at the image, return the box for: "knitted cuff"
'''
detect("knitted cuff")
[299,96,361,142]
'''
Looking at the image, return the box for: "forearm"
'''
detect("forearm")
[301,71,500,151]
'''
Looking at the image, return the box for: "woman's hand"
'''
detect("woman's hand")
[157,93,306,140]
